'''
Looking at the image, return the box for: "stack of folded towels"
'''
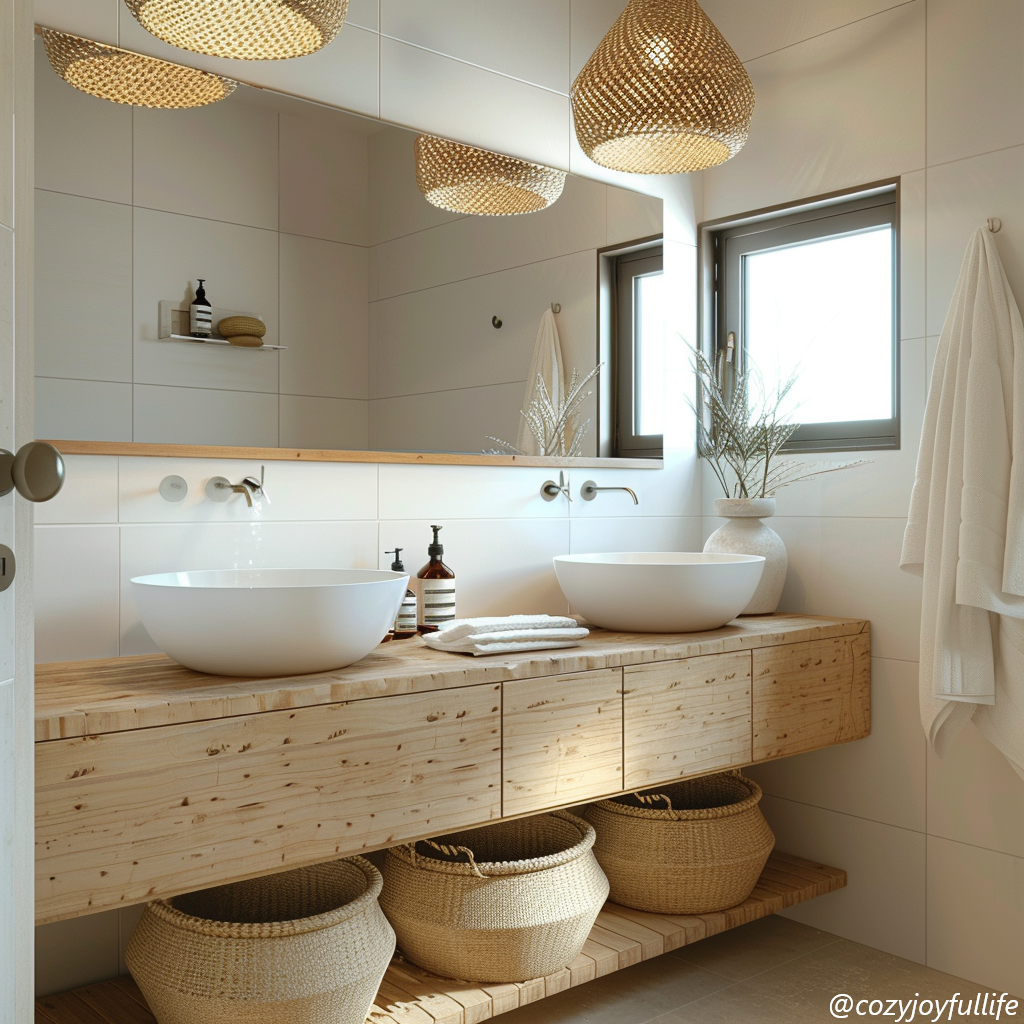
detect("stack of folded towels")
[422,615,589,656]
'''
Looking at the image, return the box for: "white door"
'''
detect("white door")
[2,2,34,1022]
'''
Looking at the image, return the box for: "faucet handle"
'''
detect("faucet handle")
[540,470,572,502]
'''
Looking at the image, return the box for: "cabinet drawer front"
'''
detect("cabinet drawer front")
[36,685,501,923]
[752,633,871,761]
[502,669,623,817]
[624,652,751,789]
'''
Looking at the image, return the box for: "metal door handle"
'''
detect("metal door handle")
[0,441,66,502]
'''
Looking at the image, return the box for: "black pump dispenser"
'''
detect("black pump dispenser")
[385,548,417,638]
[387,547,405,572]
[427,526,444,560]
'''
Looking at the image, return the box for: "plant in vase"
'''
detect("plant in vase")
[690,345,867,614]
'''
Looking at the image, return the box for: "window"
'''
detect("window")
[705,184,899,451]
[612,244,665,458]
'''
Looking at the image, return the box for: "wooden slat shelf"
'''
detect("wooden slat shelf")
[35,852,846,1024]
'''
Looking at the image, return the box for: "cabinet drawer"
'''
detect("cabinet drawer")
[502,669,623,816]
[36,685,502,923]
[752,633,871,761]
[623,652,751,789]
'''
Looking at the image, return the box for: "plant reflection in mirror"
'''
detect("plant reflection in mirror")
[486,364,602,458]
[689,343,868,498]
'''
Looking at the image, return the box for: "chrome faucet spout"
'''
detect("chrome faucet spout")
[206,466,269,507]
[580,480,639,504]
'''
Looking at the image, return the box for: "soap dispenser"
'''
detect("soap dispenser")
[416,525,456,630]
[386,548,418,639]
[190,278,212,338]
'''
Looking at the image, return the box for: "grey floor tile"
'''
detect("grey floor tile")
[669,915,841,982]
[497,955,731,1024]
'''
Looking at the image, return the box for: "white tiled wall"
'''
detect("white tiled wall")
[698,0,1024,995]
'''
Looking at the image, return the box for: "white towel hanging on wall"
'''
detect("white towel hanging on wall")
[900,225,1024,777]
[517,307,565,455]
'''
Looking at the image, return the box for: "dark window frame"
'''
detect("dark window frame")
[699,180,901,453]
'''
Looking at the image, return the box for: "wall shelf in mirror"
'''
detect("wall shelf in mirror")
[157,300,287,350]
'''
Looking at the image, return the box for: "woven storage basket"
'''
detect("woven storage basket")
[218,316,266,338]
[379,810,609,983]
[585,772,774,915]
[125,857,395,1024]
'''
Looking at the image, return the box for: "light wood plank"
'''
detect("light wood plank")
[594,909,665,959]
[35,616,869,741]
[623,651,751,789]
[502,669,623,816]
[752,631,872,761]
[37,687,501,924]
[74,983,155,1024]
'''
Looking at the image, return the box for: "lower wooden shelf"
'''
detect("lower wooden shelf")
[35,852,845,1024]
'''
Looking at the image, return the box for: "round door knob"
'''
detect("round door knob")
[0,442,66,502]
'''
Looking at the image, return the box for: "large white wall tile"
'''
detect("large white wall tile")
[279,234,369,399]
[379,37,571,170]
[117,15,381,120]
[748,658,926,831]
[34,0,118,45]
[35,190,133,382]
[35,910,119,998]
[699,0,910,62]
[927,0,1024,167]
[702,3,926,221]
[35,456,118,525]
[379,518,570,617]
[133,98,278,230]
[570,460,702,520]
[381,0,571,94]
[119,521,380,653]
[379,464,571,520]
[118,457,377,523]
[34,525,120,662]
[568,516,703,554]
[926,146,1024,337]
[760,796,927,963]
[34,41,131,204]
[279,115,369,246]
[133,207,279,393]
[927,721,1024,861]
[372,174,607,301]
[926,837,1024,995]
[279,396,370,451]
[901,170,926,342]
[606,187,663,247]
[133,384,279,447]
[35,378,132,442]
[347,0,378,32]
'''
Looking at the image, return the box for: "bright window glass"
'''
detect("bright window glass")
[635,270,667,436]
[743,226,893,424]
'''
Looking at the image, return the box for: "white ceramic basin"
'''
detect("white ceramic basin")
[131,568,409,676]
[553,552,766,633]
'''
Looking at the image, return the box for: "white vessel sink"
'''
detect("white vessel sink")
[131,568,409,677]
[553,552,766,633]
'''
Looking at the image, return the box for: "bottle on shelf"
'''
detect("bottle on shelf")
[385,548,418,640]
[190,279,212,338]
[415,525,456,631]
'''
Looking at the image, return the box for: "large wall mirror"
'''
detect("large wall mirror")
[33,38,664,461]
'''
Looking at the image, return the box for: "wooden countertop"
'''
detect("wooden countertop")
[35,614,869,742]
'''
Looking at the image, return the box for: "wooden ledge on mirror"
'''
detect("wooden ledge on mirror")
[41,440,664,469]
[33,852,847,1024]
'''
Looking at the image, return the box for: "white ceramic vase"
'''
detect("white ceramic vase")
[703,498,787,614]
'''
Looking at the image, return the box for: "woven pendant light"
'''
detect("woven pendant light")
[124,0,350,60]
[415,135,566,217]
[571,0,754,175]
[40,28,237,108]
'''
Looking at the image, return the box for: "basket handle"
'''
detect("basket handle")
[416,839,487,878]
[633,791,673,811]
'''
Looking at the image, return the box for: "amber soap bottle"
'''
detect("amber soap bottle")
[416,525,456,630]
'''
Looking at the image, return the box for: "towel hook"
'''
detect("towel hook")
[988,217,1002,233]
[551,303,561,314]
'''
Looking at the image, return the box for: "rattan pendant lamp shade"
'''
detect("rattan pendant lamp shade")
[571,0,755,174]
[415,135,567,217]
[40,28,237,108]
[124,0,350,60]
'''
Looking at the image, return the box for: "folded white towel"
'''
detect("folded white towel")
[423,615,589,657]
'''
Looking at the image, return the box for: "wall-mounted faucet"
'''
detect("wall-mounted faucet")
[206,466,270,507]
[540,471,572,502]
[580,480,639,505]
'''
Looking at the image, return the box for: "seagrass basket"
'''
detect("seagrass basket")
[125,857,395,1024]
[379,810,609,983]
[585,772,774,914]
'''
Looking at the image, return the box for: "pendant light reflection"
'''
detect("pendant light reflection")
[415,136,567,217]
[40,28,237,108]
[571,0,755,175]
[124,0,350,61]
